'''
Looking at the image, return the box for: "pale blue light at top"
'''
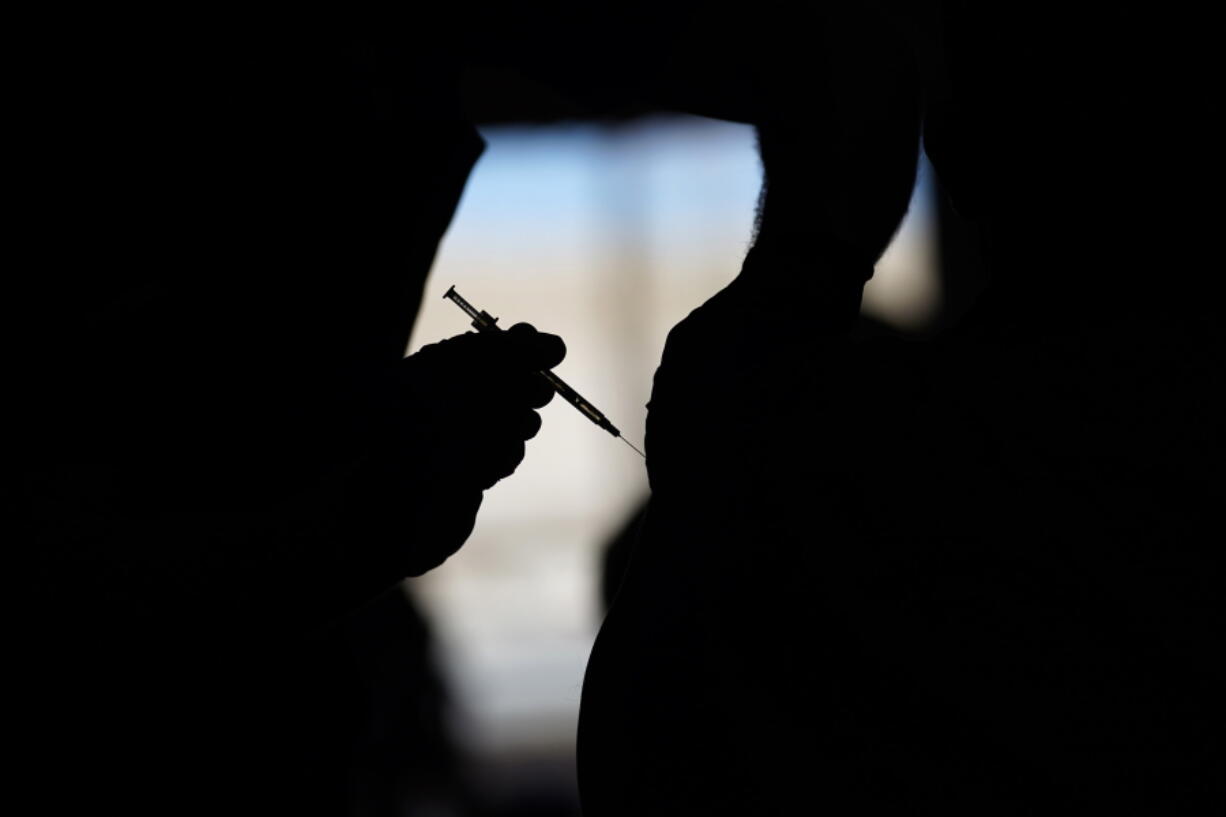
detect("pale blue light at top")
[461,116,932,259]
[463,117,762,232]
[457,124,609,231]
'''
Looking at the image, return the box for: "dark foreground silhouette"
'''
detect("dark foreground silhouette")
[13,15,566,815]
[580,4,1224,814]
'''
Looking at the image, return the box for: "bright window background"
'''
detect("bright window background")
[406,115,936,767]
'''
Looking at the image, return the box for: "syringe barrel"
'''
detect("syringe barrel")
[539,370,619,436]
[443,285,622,439]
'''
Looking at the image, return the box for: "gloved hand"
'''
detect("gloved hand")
[349,322,566,575]
[394,323,565,486]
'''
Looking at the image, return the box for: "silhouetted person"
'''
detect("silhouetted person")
[270,585,469,817]
[579,2,1223,814]
[13,15,566,815]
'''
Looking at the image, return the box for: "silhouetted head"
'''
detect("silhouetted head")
[462,4,921,265]
[751,7,922,266]
[442,3,922,295]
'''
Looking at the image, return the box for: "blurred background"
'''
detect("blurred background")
[393,113,938,814]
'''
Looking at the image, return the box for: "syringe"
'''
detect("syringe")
[443,285,645,458]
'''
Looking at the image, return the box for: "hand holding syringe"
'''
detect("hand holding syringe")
[443,285,645,457]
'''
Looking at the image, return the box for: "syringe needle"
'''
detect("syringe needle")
[619,435,646,458]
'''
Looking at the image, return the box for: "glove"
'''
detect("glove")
[351,322,566,574]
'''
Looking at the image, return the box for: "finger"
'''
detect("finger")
[480,438,525,489]
[481,407,541,446]
[506,322,567,370]
[518,409,543,441]
[522,373,556,408]
[476,366,555,411]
